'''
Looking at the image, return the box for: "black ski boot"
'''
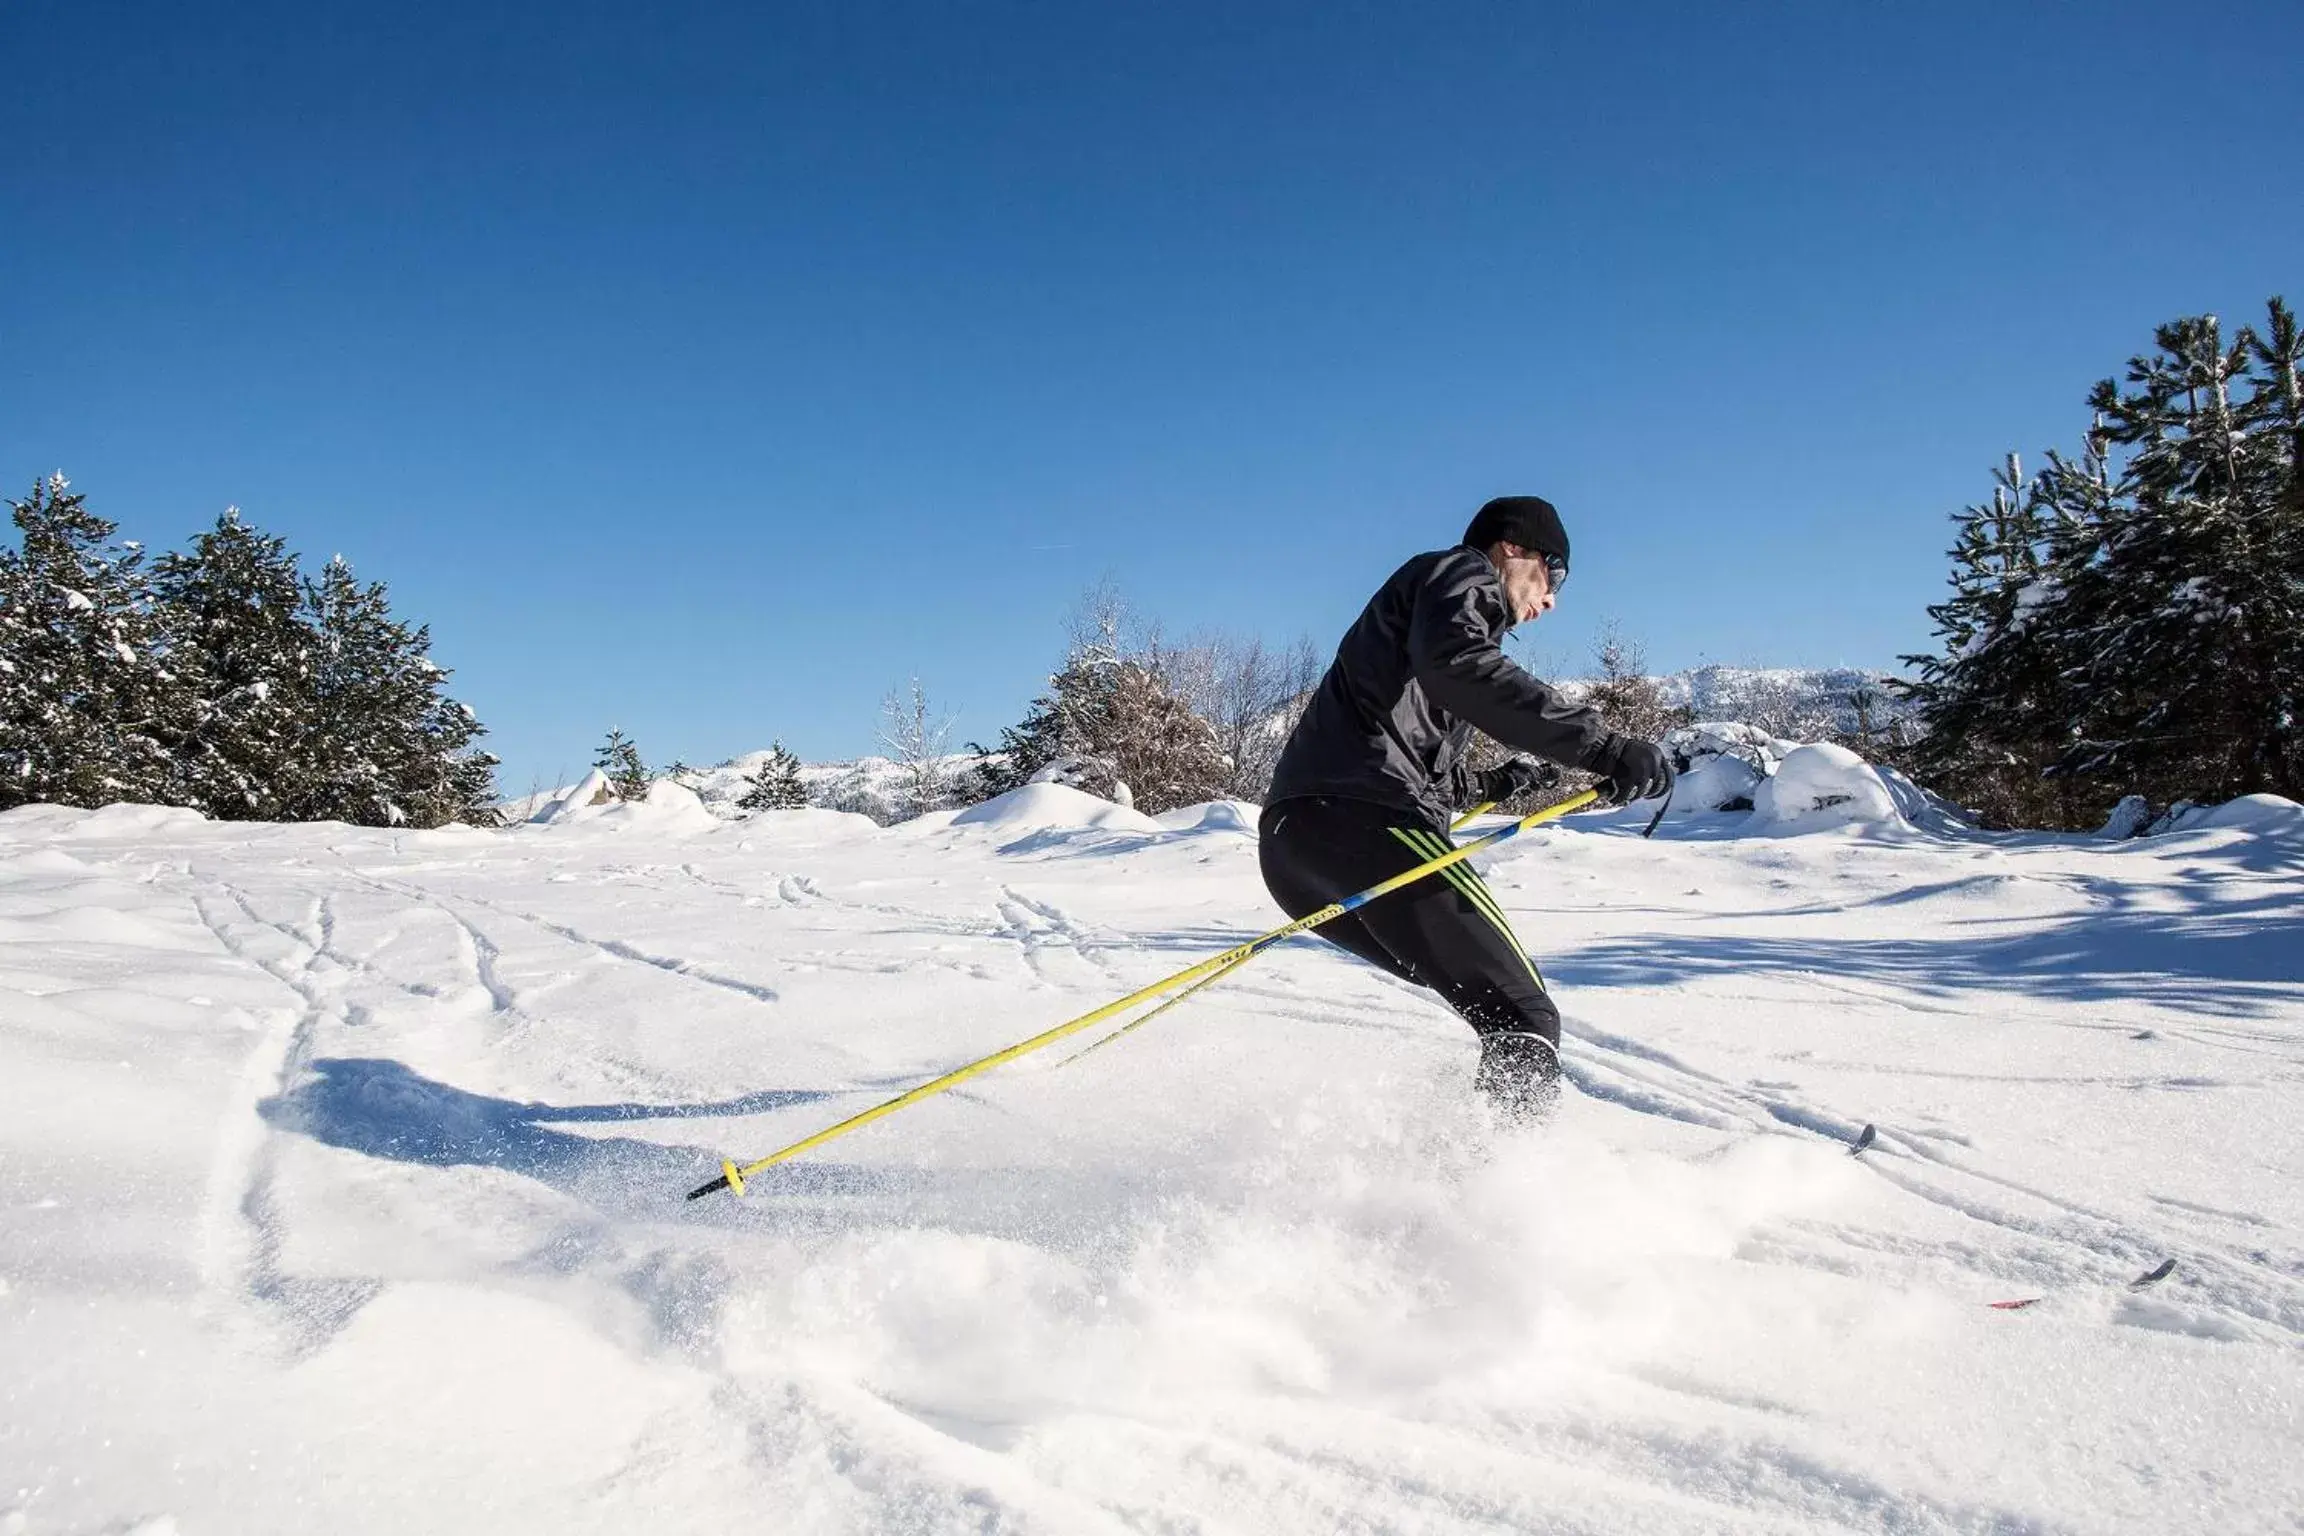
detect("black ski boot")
[1474,1031,1561,1126]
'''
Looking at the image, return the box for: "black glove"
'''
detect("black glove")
[1476,756,1557,805]
[1596,736,1675,807]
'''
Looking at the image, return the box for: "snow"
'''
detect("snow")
[527,767,613,823]
[677,751,991,826]
[948,781,1165,836]
[3,789,2301,1534]
[2100,793,2153,839]
[1152,798,1261,834]
[1666,749,1765,814]
[524,773,722,836]
[1749,742,1902,831]
[2154,792,2304,836]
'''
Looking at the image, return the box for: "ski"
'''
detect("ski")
[1987,1258,2175,1312]
[1827,1121,2176,1313]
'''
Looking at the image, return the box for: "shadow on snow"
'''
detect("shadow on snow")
[258,1057,851,1204]
[1550,878,2302,1018]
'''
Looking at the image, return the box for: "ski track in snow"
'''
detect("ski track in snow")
[3,791,2302,1534]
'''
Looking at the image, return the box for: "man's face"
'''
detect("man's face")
[1495,543,1559,626]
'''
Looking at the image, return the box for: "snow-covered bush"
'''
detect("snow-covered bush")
[1751,743,1901,830]
[1654,725,1907,833]
[1663,722,1785,814]
[2146,794,2304,837]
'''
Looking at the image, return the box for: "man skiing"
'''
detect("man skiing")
[1259,495,1673,1120]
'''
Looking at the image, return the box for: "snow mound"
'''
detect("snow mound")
[1671,751,1767,814]
[2100,794,2153,840]
[1661,722,1784,817]
[6,802,213,839]
[734,806,883,840]
[1874,764,1973,833]
[528,773,721,835]
[528,769,614,824]
[1658,725,1954,836]
[2153,793,2304,837]
[0,804,96,835]
[605,778,722,834]
[1750,743,1902,831]
[1153,799,1261,834]
[948,782,1166,836]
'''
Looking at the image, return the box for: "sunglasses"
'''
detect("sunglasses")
[1541,553,1569,594]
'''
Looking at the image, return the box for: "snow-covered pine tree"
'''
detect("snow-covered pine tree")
[0,476,181,809]
[150,510,318,819]
[737,740,809,811]
[595,728,648,801]
[299,556,498,828]
[967,646,1227,815]
[2049,304,2304,806]
[2241,299,2304,792]
[966,651,1122,801]
[1898,454,2080,826]
[1906,298,2304,825]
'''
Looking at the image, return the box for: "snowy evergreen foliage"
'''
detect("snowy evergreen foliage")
[296,557,499,828]
[0,484,497,825]
[594,728,649,801]
[151,511,318,818]
[0,477,179,809]
[968,652,1118,801]
[736,741,809,810]
[969,646,1230,815]
[1898,454,2084,827]
[1904,299,2304,827]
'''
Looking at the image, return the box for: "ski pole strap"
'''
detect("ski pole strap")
[683,788,1601,1200]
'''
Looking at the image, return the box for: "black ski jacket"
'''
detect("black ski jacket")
[1266,545,1617,828]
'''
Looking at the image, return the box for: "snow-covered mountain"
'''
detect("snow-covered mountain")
[620,665,1907,826]
[672,750,994,824]
[4,782,2300,1533]
[1548,663,1909,736]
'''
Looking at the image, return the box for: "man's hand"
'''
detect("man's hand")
[1476,756,1558,805]
[1597,737,1675,807]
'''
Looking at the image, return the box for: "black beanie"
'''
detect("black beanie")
[1463,495,1569,567]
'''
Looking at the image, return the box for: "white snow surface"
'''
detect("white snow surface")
[947,782,1164,836]
[1749,743,1901,832]
[3,792,2301,1534]
[2156,793,2304,837]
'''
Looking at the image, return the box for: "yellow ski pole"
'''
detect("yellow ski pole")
[685,790,1596,1200]
[1052,800,1499,1068]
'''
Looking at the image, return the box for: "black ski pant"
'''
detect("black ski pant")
[1258,795,1560,1048]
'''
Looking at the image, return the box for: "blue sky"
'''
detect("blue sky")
[5,0,2298,789]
